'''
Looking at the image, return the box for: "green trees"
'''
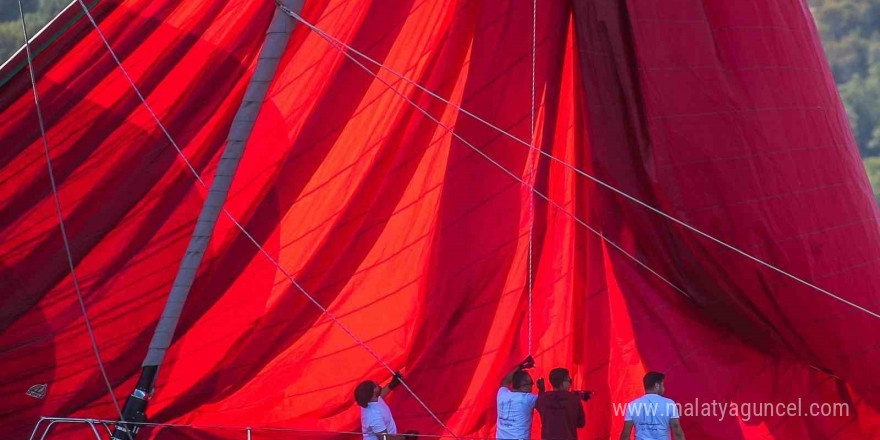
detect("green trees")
[812,0,880,156]
[865,157,880,203]
[0,20,23,62]
[840,65,880,155]
[809,0,880,203]
[0,0,38,22]
[0,0,67,64]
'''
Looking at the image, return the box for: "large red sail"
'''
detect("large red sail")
[1,1,878,439]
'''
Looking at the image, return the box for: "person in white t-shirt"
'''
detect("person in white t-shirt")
[496,355,544,440]
[355,372,407,440]
[619,372,686,440]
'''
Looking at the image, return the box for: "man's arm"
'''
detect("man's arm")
[380,372,403,398]
[574,388,592,428]
[618,421,634,440]
[500,366,517,387]
[574,390,593,401]
[501,355,534,387]
[670,418,686,440]
[575,397,585,428]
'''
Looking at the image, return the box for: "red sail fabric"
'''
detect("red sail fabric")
[1,0,879,439]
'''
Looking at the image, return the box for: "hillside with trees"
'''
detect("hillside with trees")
[0,0,878,203]
[809,0,880,203]
[0,0,67,58]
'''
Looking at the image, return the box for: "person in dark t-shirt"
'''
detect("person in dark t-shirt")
[535,368,592,440]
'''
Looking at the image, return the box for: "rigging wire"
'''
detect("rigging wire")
[276,4,879,321]
[17,2,132,440]
[71,1,458,437]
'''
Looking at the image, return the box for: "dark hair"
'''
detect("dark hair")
[355,380,376,407]
[549,368,570,389]
[643,372,665,390]
[512,370,532,389]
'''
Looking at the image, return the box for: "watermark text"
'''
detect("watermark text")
[612,398,849,422]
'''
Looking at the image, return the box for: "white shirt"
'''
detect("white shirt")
[496,387,538,440]
[361,397,398,440]
[624,394,679,440]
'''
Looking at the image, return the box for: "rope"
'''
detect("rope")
[72,2,457,438]
[526,0,537,358]
[275,3,693,304]
[17,3,133,440]
[276,6,879,320]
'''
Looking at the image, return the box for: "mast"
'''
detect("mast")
[111,1,304,438]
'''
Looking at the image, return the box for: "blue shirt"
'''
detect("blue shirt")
[624,394,679,440]
[496,387,538,440]
[361,397,397,440]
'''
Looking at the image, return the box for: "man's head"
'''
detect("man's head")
[643,372,665,395]
[354,380,380,407]
[548,368,572,391]
[512,370,534,392]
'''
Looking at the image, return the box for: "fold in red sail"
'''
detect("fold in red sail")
[1,1,878,439]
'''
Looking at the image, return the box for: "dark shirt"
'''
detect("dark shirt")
[535,390,585,440]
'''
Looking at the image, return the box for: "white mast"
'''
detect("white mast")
[112,2,304,439]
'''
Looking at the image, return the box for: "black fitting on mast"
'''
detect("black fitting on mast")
[110,365,157,440]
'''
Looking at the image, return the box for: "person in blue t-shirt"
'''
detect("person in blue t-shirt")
[496,356,544,440]
[619,372,686,440]
[355,372,417,440]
